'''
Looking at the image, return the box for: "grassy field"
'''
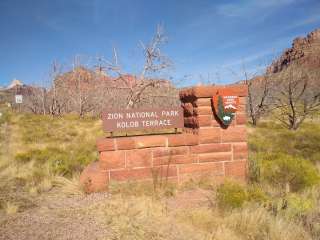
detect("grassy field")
[0,105,320,240]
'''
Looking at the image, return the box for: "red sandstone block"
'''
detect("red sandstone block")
[110,167,153,181]
[167,134,199,146]
[180,85,248,100]
[225,161,247,177]
[199,128,221,144]
[192,86,218,98]
[198,152,232,163]
[116,138,135,150]
[134,135,167,148]
[233,143,248,160]
[239,97,247,105]
[96,138,115,152]
[152,146,189,158]
[194,85,248,98]
[224,85,248,97]
[221,127,247,142]
[236,113,247,125]
[126,149,152,168]
[80,162,108,193]
[211,120,221,127]
[238,104,246,112]
[153,154,198,166]
[184,117,198,127]
[152,165,178,179]
[198,115,212,127]
[194,106,212,115]
[179,88,196,102]
[182,103,194,116]
[236,110,246,115]
[194,98,212,107]
[178,162,223,175]
[99,151,125,170]
[179,174,225,185]
[191,143,231,154]
[110,166,178,181]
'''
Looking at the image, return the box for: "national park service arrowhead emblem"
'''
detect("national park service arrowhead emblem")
[213,90,239,126]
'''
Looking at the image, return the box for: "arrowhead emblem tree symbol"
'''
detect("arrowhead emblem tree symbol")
[213,90,239,126]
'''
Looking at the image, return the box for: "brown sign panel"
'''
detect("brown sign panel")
[102,107,184,132]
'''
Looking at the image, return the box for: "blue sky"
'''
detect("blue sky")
[0,0,319,87]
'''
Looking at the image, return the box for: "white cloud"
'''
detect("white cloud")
[287,14,320,29]
[216,0,296,18]
[221,49,275,69]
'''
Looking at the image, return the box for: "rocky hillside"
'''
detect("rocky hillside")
[267,28,320,73]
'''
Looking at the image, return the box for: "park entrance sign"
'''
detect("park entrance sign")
[81,85,249,193]
[102,107,184,132]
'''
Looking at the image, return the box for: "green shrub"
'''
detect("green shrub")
[15,145,96,176]
[261,153,320,192]
[217,181,248,209]
[248,154,261,183]
[285,194,315,219]
[0,108,11,127]
[247,185,269,203]
[17,114,101,144]
[249,122,320,163]
[216,181,269,210]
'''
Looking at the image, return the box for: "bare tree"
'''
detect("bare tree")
[48,61,63,116]
[229,63,272,126]
[100,25,174,109]
[40,86,46,115]
[22,86,45,114]
[246,71,272,126]
[272,64,320,130]
[54,56,105,117]
[16,25,179,116]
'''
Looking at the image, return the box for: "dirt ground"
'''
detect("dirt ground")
[0,191,111,240]
[0,189,209,240]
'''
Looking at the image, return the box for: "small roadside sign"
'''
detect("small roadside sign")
[15,95,23,104]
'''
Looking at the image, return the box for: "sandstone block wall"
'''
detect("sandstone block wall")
[80,84,248,193]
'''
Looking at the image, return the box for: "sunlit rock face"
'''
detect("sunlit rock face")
[268,28,320,73]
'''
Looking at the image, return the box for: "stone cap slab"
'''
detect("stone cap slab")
[180,84,248,100]
[97,133,199,151]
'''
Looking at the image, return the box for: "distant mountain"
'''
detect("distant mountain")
[55,66,172,90]
[243,28,320,124]
[267,28,320,73]
[7,79,23,89]
[0,79,38,105]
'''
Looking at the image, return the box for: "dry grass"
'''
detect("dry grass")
[53,173,85,196]
[4,201,19,215]
[0,108,98,212]
[1,107,320,239]
[84,191,312,240]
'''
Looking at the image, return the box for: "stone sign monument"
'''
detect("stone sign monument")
[80,84,248,193]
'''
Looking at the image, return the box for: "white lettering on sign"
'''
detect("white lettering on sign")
[142,119,172,127]
[126,111,158,119]
[108,113,124,119]
[161,110,178,117]
[116,121,139,128]
[223,96,238,110]
[102,107,183,132]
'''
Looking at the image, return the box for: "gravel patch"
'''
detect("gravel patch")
[0,192,111,240]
